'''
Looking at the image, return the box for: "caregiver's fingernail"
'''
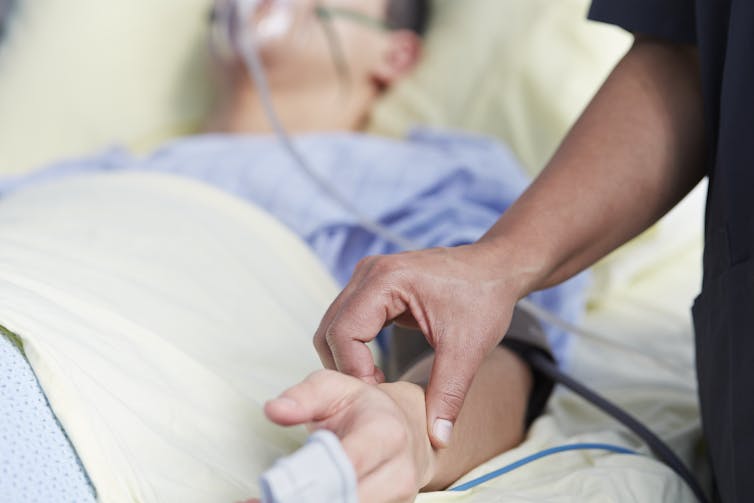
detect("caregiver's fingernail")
[433,419,453,446]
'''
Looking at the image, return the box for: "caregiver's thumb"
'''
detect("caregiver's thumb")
[424,345,486,449]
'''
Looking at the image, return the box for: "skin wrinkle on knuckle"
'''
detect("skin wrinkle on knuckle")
[324,325,343,348]
[316,374,355,418]
[464,338,490,363]
[436,379,467,414]
[368,254,391,274]
[403,296,432,338]
[368,254,406,285]
[323,394,352,423]
[325,323,354,371]
[359,258,414,326]
[383,290,408,325]
[347,273,394,323]
[325,320,365,363]
[426,319,452,348]
[312,307,343,360]
[354,255,376,272]
[312,332,328,353]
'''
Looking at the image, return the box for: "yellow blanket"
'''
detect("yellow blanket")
[0,172,703,502]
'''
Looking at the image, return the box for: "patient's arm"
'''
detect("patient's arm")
[260,346,532,502]
[398,345,532,490]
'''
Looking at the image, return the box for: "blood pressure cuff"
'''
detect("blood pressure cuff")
[386,306,556,428]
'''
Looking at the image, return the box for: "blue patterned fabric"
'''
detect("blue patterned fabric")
[0,333,96,503]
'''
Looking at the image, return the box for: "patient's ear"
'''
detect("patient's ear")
[372,30,422,87]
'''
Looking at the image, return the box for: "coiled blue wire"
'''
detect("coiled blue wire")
[449,443,638,492]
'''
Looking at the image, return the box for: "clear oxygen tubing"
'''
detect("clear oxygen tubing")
[232,6,695,378]
[233,0,418,252]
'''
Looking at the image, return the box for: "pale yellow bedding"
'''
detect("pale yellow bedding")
[0,172,704,502]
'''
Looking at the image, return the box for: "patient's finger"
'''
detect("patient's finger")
[264,370,361,426]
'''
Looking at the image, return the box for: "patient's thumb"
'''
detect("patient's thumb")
[264,396,304,425]
[264,369,361,426]
[425,352,480,448]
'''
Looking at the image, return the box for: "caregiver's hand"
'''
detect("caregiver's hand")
[263,370,437,503]
[313,243,527,448]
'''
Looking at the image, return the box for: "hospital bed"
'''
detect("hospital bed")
[0,0,708,501]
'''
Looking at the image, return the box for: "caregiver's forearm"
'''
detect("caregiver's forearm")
[478,37,706,295]
[389,346,532,491]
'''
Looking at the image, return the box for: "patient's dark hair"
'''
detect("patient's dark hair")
[0,0,16,43]
[386,0,431,37]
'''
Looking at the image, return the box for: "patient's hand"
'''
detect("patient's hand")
[262,369,436,503]
[242,346,532,503]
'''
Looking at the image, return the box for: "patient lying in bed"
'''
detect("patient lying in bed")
[0,1,586,501]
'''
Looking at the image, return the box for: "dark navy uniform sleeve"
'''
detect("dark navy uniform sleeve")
[589,0,697,44]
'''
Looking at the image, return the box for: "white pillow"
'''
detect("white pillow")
[0,0,215,175]
[369,0,631,175]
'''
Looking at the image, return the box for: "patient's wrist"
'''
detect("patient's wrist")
[377,382,437,490]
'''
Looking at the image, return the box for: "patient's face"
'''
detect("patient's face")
[245,0,394,91]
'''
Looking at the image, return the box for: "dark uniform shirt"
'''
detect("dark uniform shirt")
[589,2,754,502]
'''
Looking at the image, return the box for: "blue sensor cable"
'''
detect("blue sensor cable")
[450,443,638,492]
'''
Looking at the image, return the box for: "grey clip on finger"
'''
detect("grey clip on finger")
[259,429,358,503]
